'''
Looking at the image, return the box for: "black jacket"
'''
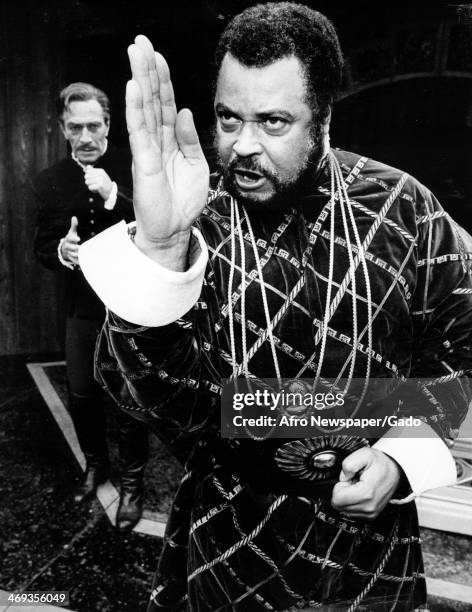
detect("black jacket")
[33,146,134,319]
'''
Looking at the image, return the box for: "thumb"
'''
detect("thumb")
[69,216,79,234]
[340,448,371,481]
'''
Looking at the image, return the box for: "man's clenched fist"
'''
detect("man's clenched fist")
[331,447,401,520]
[84,167,113,200]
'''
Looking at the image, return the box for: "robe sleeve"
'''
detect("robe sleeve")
[79,220,219,460]
[374,184,472,498]
[404,186,472,440]
[79,221,208,326]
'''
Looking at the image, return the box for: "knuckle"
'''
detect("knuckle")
[330,494,341,509]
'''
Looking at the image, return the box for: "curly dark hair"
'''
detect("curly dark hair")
[214,2,343,123]
[57,82,110,124]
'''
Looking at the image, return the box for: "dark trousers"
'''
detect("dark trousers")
[65,316,148,480]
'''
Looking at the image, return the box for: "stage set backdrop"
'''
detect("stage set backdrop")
[1,0,472,357]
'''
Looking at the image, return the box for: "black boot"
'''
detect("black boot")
[73,463,109,503]
[69,394,110,503]
[115,411,148,531]
[116,481,144,532]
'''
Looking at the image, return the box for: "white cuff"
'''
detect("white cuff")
[78,221,208,326]
[373,422,457,504]
[57,238,75,270]
[104,181,118,210]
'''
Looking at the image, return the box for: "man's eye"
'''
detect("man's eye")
[262,117,288,133]
[218,113,241,130]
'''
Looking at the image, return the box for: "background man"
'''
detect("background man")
[80,4,472,610]
[34,82,148,531]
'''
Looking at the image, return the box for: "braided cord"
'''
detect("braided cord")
[228,198,238,381]
[214,515,320,611]
[313,154,337,392]
[334,154,358,394]
[243,204,282,387]
[235,204,248,378]
[236,205,277,440]
[212,476,304,602]
[313,173,407,347]
[333,153,373,410]
[347,526,398,612]
[188,495,288,582]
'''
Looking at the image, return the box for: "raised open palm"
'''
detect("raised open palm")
[127,35,209,267]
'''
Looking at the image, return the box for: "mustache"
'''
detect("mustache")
[227,156,272,177]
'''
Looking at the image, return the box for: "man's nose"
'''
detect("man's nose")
[232,122,262,157]
[79,127,93,144]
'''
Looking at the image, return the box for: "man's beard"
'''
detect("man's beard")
[214,124,325,213]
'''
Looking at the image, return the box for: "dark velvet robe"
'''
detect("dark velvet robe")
[95,150,472,611]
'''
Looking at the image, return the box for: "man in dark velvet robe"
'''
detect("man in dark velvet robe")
[80,4,472,610]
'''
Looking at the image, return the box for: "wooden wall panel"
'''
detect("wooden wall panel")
[0,0,66,355]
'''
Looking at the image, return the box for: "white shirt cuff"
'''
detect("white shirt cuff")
[57,238,75,270]
[78,220,208,326]
[373,421,457,504]
[104,181,118,210]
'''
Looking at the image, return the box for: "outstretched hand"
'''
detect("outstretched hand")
[127,35,209,270]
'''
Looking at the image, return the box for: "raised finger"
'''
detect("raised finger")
[128,43,157,138]
[155,52,177,154]
[126,80,162,174]
[176,108,207,163]
[135,35,162,146]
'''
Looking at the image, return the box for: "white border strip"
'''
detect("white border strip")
[427,577,472,604]
[26,362,167,538]
[26,362,85,471]
[417,486,472,536]
[417,408,472,536]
